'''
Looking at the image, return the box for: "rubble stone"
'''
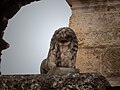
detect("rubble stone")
[0,73,111,90]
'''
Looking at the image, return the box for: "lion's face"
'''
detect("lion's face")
[53,27,77,46]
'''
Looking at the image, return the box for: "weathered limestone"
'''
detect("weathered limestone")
[66,0,120,86]
[0,73,111,89]
[40,27,79,74]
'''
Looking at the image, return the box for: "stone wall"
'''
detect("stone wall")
[67,0,120,86]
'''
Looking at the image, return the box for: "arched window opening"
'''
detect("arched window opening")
[1,0,71,75]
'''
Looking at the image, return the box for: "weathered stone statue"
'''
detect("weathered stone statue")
[40,27,79,74]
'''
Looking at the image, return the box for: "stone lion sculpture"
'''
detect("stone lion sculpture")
[40,27,79,74]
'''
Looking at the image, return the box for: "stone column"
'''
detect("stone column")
[66,0,120,86]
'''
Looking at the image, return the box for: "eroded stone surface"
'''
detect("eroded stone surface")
[70,12,120,47]
[101,48,120,77]
[76,48,103,73]
[0,73,111,90]
[67,0,120,86]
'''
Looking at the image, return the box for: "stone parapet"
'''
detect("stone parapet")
[0,73,111,90]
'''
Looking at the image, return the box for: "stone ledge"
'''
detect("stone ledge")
[0,73,112,90]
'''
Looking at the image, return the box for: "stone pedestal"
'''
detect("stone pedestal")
[48,67,80,75]
[66,0,120,86]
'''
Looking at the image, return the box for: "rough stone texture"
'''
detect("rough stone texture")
[0,73,111,90]
[101,48,120,77]
[0,0,40,74]
[0,0,119,88]
[40,27,79,74]
[67,0,120,86]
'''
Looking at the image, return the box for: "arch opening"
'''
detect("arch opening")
[1,0,71,75]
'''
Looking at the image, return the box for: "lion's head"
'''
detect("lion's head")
[50,27,78,49]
